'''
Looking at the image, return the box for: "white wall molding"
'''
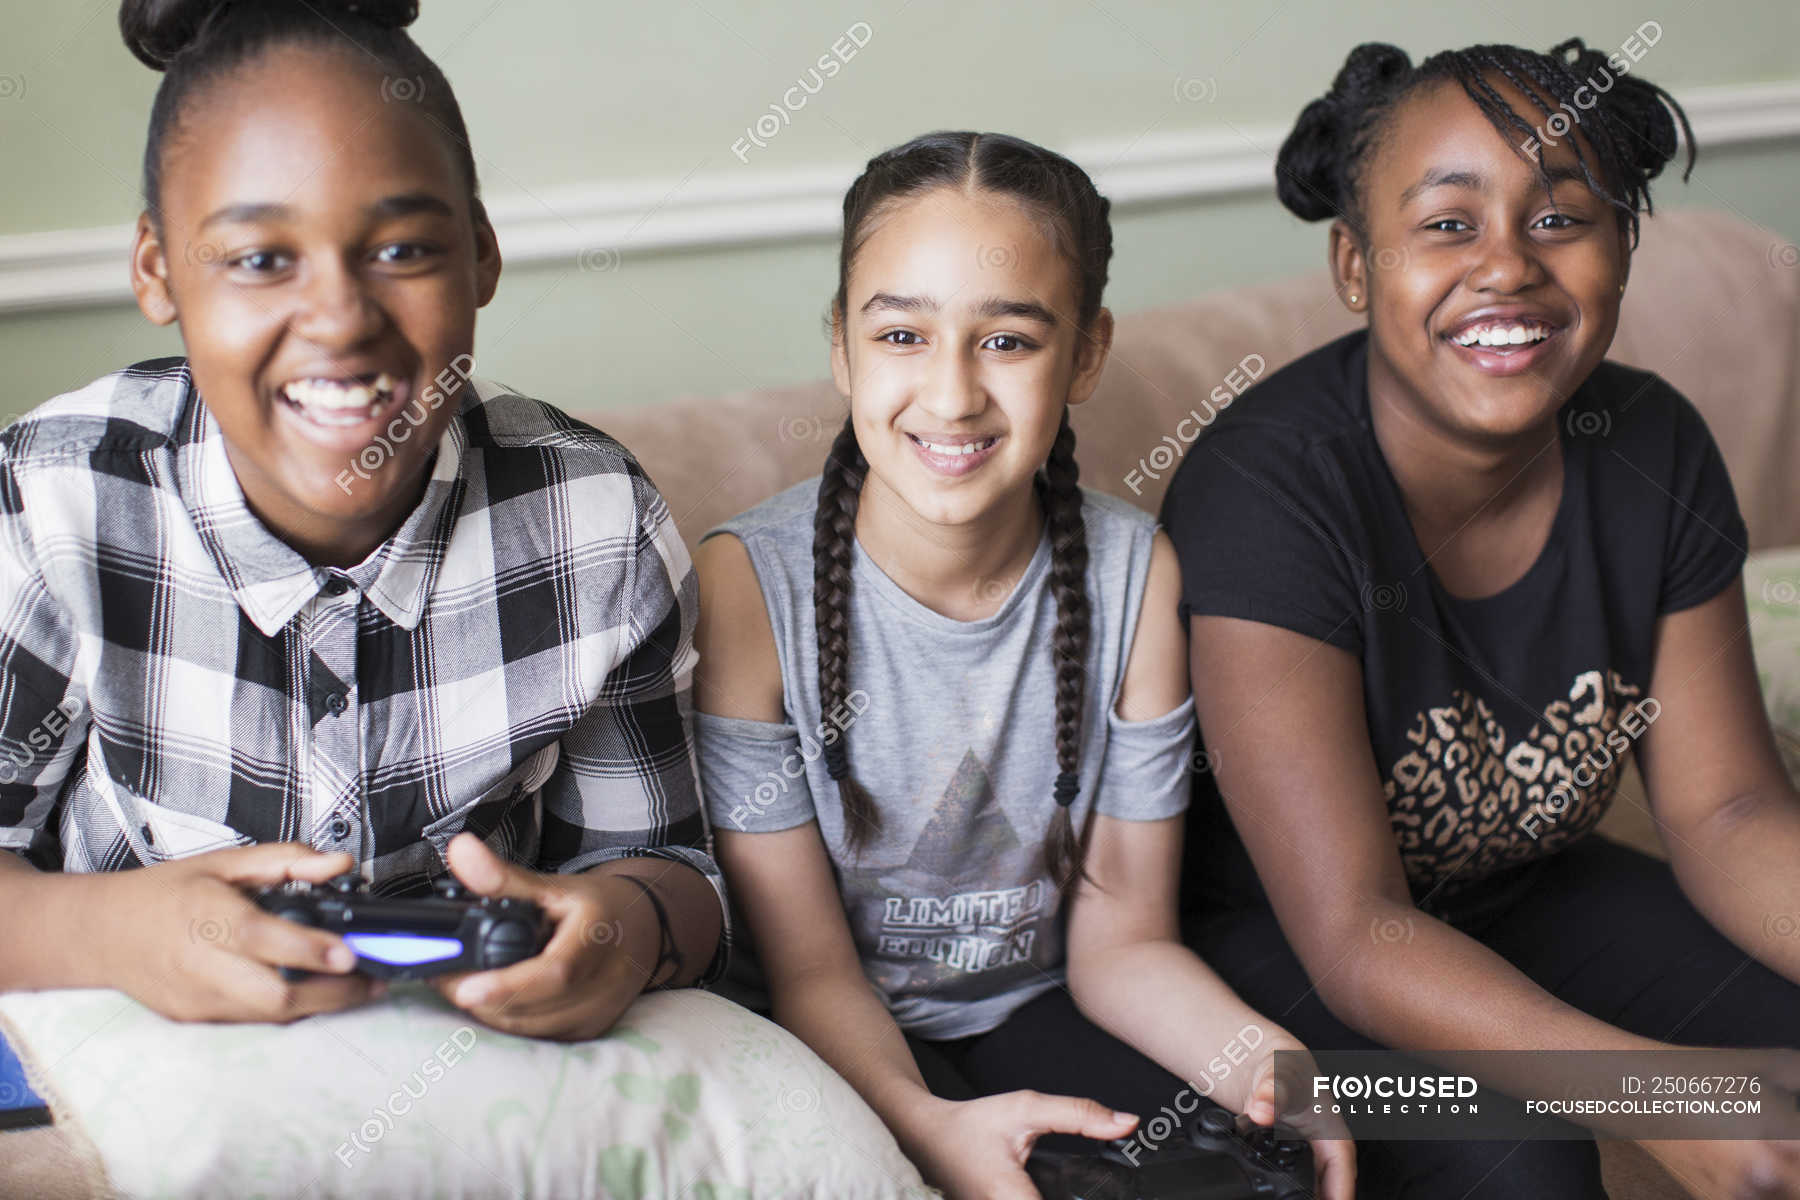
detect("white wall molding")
[4,80,1797,316]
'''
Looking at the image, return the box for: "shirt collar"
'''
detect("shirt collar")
[181,385,468,638]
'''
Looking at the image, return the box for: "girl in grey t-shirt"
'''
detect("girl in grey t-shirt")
[693,131,1352,1200]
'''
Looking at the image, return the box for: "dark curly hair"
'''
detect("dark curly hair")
[120,0,480,221]
[819,131,1111,890]
[1275,39,1694,245]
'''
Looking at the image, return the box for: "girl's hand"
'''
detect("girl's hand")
[96,842,383,1023]
[907,1090,1139,1200]
[1244,1036,1357,1200]
[1641,1138,1800,1198]
[429,833,657,1041]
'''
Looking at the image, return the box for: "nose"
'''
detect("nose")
[1465,226,1547,295]
[289,255,384,352]
[915,341,987,423]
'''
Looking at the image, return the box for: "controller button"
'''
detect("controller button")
[1198,1107,1235,1135]
[328,873,362,893]
[433,878,468,901]
[482,921,537,961]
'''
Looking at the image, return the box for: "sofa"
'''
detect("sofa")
[5,206,1797,1198]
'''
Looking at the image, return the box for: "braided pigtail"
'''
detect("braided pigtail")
[813,417,881,852]
[1040,411,1092,891]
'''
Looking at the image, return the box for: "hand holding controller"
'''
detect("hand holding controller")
[252,872,551,982]
[1026,1104,1316,1200]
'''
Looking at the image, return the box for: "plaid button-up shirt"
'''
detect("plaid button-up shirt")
[0,359,724,979]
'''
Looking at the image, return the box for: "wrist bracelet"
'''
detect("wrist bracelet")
[620,874,684,989]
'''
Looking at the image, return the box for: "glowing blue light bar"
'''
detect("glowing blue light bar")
[345,933,464,965]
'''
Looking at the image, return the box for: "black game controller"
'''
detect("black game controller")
[253,872,552,981]
[1026,1106,1315,1200]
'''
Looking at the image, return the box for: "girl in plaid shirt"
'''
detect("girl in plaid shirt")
[0,0,725,1040]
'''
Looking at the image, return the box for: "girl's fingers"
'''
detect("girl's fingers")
[1246,1068,1278,1126]
[1017,1091,1139,1141]
[231,906,357,975]
[1315,1138,1358,1200]
[208,842,354,887]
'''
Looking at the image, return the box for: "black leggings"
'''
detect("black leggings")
[906,836,1800,1198]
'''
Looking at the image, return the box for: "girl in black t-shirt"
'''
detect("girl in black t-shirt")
[1162,39,1800,1198]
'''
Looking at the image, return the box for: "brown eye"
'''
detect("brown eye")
[373,242,436,264]
[227,250,290,274]
[983,333,1034,353]
[879,330,923,346]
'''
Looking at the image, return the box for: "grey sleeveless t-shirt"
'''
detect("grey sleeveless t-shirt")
[695,479,1196,1039]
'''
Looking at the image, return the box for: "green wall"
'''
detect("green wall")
[3,0,1796,417]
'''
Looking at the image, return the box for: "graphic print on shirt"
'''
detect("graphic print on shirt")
[1386,667,1656,890]
[844,749,1050,997]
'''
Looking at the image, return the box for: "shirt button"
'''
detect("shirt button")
[321,577,352,598]
[328,816,351,841]
[324,691,347,716]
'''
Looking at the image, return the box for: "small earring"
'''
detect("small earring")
[1348,293,1359,305]
[1618,282,1626,294]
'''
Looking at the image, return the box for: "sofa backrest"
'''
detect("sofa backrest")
[589,207,1800,553]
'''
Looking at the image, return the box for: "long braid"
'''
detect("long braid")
[813,417,880,851]
[1041,410,1092,891]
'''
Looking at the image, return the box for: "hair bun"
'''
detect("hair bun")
[1275,43,1412,222]
[1330,42,1413,109]
[120,0,419,70]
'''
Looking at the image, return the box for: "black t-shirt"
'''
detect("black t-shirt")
[1162,330,1747,922]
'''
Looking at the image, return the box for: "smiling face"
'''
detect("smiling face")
[1337,77,1630,445]
[130,43,500,567]
[830,187,1110,536]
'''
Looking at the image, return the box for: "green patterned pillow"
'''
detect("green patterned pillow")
[0,986,933,1199]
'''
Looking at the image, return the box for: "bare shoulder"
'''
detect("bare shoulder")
[693,534,786,723]
[1115,529,1190,720]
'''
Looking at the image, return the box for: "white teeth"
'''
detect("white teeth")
[281,372,398,420]
[1452,324,1551,348]
[916,436,996,456]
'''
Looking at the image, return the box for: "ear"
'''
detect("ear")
[1066,307,1115,408]
[828,302,852,399]
[1615,225,1632,296]
[129,212,179,327]
[1328,219,1368,314]
[471,199,502,308]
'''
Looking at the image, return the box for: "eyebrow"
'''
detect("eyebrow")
[858,291,1059,325]
[196,192,456,232]
[1399,163,1590,205]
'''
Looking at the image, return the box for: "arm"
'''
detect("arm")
[1066,534,1353,1199]
[1066,533,1301,1117]
[1186,613,1666,1066]
[695,531,944,1148]
[433,491,724,1035]
[1634,579,1800,982]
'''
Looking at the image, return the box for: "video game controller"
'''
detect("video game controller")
[1026,1105,1315,1200]
[252,872,552,981]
